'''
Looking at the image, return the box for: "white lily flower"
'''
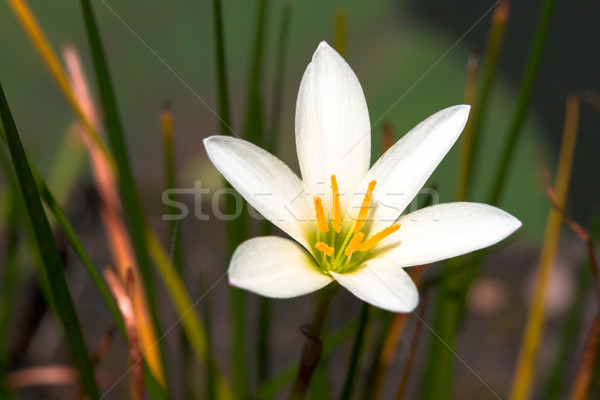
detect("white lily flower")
[204,41,521,313]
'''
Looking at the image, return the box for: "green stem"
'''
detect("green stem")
[212,0,232,135]
[488,0,556,205]
[258,296,271,384]
[340,302,369,399]
[78,0,166,377]
[0,81,100,399]
[267,2,292,153]
[288,283,339,399]
[0,210,18,377]
[540,263,591,400]
[466,0,509,189]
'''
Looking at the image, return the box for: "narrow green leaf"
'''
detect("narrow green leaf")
[0,81,100,399]
[266,2,292,153]
[488,0,556,205]
[341,303,369,399]
[466,0,510,191]
[78,0,167,391]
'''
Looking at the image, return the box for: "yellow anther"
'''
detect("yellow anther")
[353,180,377,233]
[331,175,342,233]
[344,232,365,257]
[313,196,329,233]
[315,242,334,257]
[356,224,401,252]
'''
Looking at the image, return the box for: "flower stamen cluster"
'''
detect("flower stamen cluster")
[313,175,400,274]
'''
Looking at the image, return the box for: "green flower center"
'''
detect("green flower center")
[311,175,400,275]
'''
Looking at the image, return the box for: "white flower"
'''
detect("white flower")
[203,41,521,313]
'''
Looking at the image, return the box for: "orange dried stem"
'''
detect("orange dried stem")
[315,242,334,257]
[356,224,400,252]
[353,180,376,233]
[331,175,342,233]
[314,196,329,233]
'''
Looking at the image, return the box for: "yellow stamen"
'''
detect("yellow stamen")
[344,232,365,256]
[353,180,377,233]
[315,242,334,257]
[331,175,342,233]
[313,196,329,233]
[356,224,401,252]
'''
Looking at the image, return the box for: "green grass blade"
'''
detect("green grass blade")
[466,0,510,191]
[212,0,232,135]
[78,0,160,323]
[78,1,167,391]
[540,263,591,400]
[266,2,292,153]
[341,303,369,399]
[488,0,556,205]
[0,211,19,377]
[0,81,100,399]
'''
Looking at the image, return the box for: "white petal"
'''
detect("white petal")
[352,105,470,233]
[204,136,312,247]
[229,236,333,298]
[295,41,371,205]
[376,202,522,267]
[332,258,418,312]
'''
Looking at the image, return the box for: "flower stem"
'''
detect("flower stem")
[288,282,339,399]
[340,302,369,399]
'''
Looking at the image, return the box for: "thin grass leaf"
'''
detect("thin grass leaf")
[145,230,233,400]
[0,211,19,377]
[77,0,167,388]
[266,2,292,154]
[540,264,591,400]
[341,303,369,400]
[0,81,100,399]
[6,0,115,172]
[455,52,478,201]
[466,0,510,190]
[509,94,580,400]
[488,0,556,206]
[257,4,293,386]
[394,294,428,400]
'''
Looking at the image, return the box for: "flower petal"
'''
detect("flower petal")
[332,258,418,312]
[376,202,522,267]
[204,136,312,247]
[295,41,371,204]
[229,236,333,298]
[353,105,470,233]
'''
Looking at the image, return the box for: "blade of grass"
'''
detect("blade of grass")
[257,4,293,386]
[466,0,510,189]
[367,267,424,400]
[394,294,428,400]
[104,267,145,400]
[6,0,115,173]
[77,1,163,354]
[340,303,369,400]
[0,81,100,399]
[0,211,19,377]
[455,51,478,201]
[539,262,591,400]
[509,94,579,400]
[266,2,292,153]
[488,0,556,206]
[63,43,166,388]
[146,230,233,400]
